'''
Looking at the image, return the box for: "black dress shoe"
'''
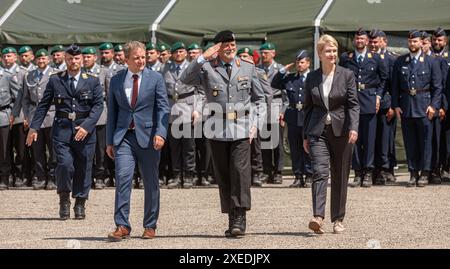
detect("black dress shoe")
[260,173,270,184]
[407,172,419,187]
[138,179,144,189]
[32,178,46,190]
[272,173,283,184]
[231,208,246,236]
[74,198,86,219]
[59,193,71,220]
[183,176,193,189]
[305,175,312,188]
[104,177,114,187]
[0,176,8,190]
[417,175,428,187]
[349,171,362,188]
[200,177,211,186]
[14,177,25,188]
[429,171,442,185]
[225,210,236,238]
[362,172,372,187]
[45,180,57,190]
[94,178,105,189]
[252,174,263,187]
[290,175,304,188]
[167,178,182,189]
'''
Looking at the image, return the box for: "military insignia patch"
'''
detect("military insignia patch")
[367,53,372,58]
[212,90,218,97]
[237,76,249,82]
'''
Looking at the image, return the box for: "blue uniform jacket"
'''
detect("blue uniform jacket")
[30,71,103,143]
[391,52,442,118]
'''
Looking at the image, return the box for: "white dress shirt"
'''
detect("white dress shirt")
[123,69,143,105]
[322,72,334,125]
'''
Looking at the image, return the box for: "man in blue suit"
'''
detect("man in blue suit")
[106,41,169,242]
[26,44,104,220]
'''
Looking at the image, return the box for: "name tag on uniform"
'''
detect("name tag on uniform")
[237,76,249,82]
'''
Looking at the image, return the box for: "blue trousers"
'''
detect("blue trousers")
[375,112,397,170]
[352,114,377,171]
[401,117,433,172]
[287,124,312,176]
[53,139,95,198]
[113,131,161,231]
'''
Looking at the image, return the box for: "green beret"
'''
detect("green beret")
[157,43,171,52]
[237,47,253,56]
[2,47,17,54]
[35,49,49,57]
[82,47,97,55]
[171,42,186,53]
[187,43,201,51]
[114,44,124,52]
[146,43,157,51]
[260,42,276,51]
[50,45,64,54]
[18,46,32,55]
[203,42,214,51]
[99,42,114,51]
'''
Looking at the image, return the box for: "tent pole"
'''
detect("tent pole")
[313,0,334,69]
[150,0,177,44]
[0,0,23,27]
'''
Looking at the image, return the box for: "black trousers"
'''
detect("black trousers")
[32,127,56,181]
[250,132,263,175]
[0,126,10,176]
[94,125,107,179]
[195,136,213,177]
[168,123,196,176]
[9,123,33,179]
[308,125,353,222]
[210,139,251,213]
[261,124,284,174]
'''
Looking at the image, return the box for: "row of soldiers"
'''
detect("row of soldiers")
[1,25,449,191]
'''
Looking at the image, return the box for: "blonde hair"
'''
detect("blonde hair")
[123,41,146,59]
[316,34,339,54]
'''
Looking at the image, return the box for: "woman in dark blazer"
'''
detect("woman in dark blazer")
[303,34,360,234]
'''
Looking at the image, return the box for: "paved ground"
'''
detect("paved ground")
[1,173,450,249]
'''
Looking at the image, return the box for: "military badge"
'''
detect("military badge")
[212,90,219,97]
[419,57,424,62]
[380,54,385,59]
[367,53,372,58]
[445,52,448,58]
[82,73,88,79]
[236,59,241,67]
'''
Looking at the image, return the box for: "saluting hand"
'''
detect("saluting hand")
[74,126,88,141]
[283,63,295,72]
[153,135,165,150]
[203,42,221,61]
[26,129,38,146]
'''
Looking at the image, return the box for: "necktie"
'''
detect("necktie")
[37,72,43,82]
[225,63,232,78]
[69,77,76,94]
[412,57,418,66]
[129,74,139,129]
[299,74,305,82]
[358,55,363,65]
[176,65,181,76]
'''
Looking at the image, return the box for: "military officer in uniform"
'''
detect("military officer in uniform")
[99,42,125,75]
[114,44,127,67]
[50,45,66,71]
[158,43,172,64]
[26,44,103,219]
[369,29,398,184]
[431,27,450,182]
[181,30,265,237]
[12,49,57,190]
[146,43,163,72]
[82,47,112,189]
[4,47,30,187]
[258,42,285,184]
[187,43,203,62]
[0,49,16,190]
[18,46,36,71]
[272,50,313,188]
[237,47,272,187]
[163,42,202,189]
[392,30,442,187]
[340,28,388,188]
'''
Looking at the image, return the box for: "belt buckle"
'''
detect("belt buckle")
[173,92,179,102]
[68,112,76,121]
[227,112,237,120]
[358,83,365,90]
[410,89,416,96]
[296,103,303,111]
